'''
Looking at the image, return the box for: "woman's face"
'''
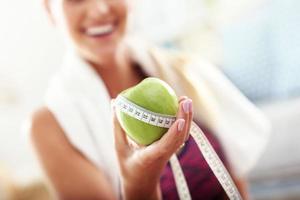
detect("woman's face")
[47,0,128,64]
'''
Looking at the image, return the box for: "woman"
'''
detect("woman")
[30,0,269,199]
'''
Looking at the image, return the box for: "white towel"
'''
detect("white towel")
[45,49,120,194]
[44,39,271,197]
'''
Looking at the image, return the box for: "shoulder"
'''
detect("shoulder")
[29,106,67,147]
[30,107,60,135]
[29,107,82,169]
[29,108,117,199]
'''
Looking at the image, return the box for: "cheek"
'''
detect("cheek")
[63,5,82,33]
[53,2,84,42]
[117,2,129,23]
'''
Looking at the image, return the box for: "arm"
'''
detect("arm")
[112,97,193,200]
[30,107,116,200]
[31,96,193,200]
[226,160,249,200]
[233,176,249,200]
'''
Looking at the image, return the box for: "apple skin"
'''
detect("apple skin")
[116,77,178,145]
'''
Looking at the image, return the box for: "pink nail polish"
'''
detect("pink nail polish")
[177,119,185,131]
[183,99,192,113]
[189,100,193,112]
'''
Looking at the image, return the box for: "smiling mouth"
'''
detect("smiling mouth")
[85,22,118,38]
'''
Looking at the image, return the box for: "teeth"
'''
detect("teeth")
[86,24,114,36]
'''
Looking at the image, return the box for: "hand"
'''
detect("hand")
[112,96,193,200]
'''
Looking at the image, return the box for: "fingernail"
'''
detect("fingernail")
[177,119,185,132]
[183,99,192,114]
[189,99,193,112]
[179,96,188,103]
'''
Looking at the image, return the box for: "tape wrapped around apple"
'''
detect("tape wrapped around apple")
[116,77,179,145]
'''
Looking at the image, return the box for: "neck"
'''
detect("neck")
[89,43,126,71]
[88,45,143,98]
[91,45,131,82]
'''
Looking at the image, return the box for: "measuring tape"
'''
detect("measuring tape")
[115,95,242,200]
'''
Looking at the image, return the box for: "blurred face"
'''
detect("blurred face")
[47,0,128,64]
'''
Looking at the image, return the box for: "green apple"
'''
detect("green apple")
[116,77,179,145]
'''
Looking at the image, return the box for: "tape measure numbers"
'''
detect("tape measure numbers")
[115,95,242,200]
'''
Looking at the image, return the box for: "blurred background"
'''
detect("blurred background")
[0,0,299,199]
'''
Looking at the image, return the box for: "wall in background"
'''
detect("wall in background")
[0,0,281,187]
[0,0,64,183]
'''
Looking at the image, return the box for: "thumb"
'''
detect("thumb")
[143,118,187,162]
[142,98,193,162]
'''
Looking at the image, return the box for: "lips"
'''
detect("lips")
[85,22,117,38]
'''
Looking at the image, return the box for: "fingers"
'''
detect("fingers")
[185,99,193,142]
[111,100,130,157]
[177,98,193,142]
[144,98,193,161]
[179,96,193,141]
[179,96,188,103]
[112,96,193,166]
